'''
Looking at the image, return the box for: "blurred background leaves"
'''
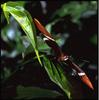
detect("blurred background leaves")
[15,85,62,99]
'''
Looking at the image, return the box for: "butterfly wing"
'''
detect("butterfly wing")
[66,59,94,90]
[34,18,63,58]
[34,18,54,41]
[33,18,94,90]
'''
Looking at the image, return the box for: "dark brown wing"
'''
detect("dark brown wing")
[66,59,94,90]
[34,18,63,58]
[33,18,94,90]
[43,37,65,59]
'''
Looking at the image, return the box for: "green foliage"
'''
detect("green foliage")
[1,1,97,100]
[1,67,11,80]
[43,56,72,99]
[1,15,25,57]
[90,34,97,45]
[1,1,42,65]
[15,85,62,99]
[21,35,65,57]
[1,1,72,99]
[21,36,50,57]
[52,1,97,23]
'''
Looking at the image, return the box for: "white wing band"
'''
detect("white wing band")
[78,72,85,76]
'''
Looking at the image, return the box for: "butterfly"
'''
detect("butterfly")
[33,18,94,90]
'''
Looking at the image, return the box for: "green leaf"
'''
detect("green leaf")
[1,3,10,24]
[21,35,66,57]
[90,34,97,45]
[2,1,26,7]
[1,1,26,24]
[37,36,50,51]
[21,36,50,57]
[45,23,52,33]
[1,2,42,65]
[15,85,62,99]
[3,67,11,79]
[43,56,72,99]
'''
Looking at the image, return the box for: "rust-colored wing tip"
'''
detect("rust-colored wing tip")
[34,18,41,25]
[80,74,94,90]
[33,18,54,41]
